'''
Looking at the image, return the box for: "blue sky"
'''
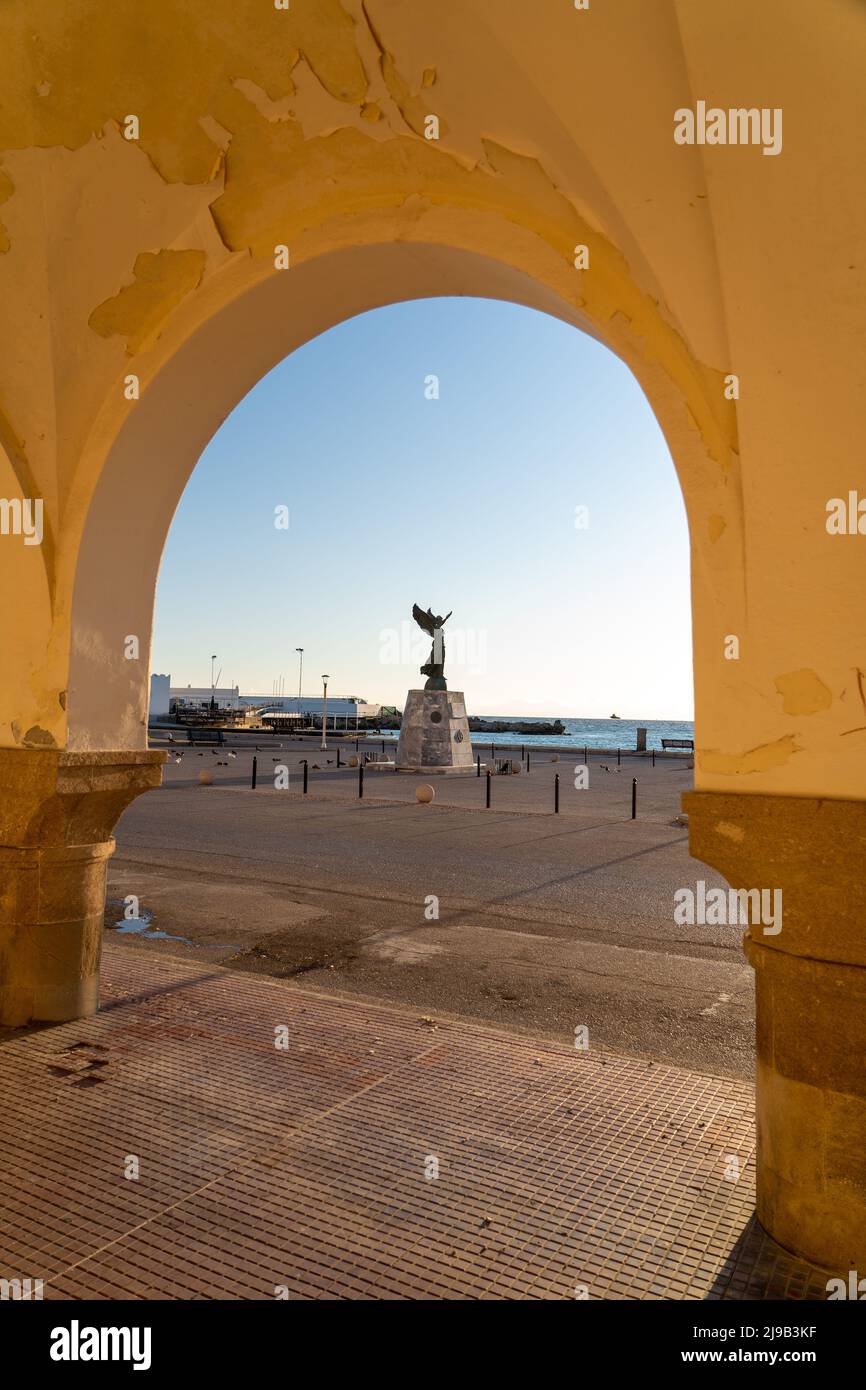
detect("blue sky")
[152,297,693,718]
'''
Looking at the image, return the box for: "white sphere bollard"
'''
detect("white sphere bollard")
[416,784,435,803]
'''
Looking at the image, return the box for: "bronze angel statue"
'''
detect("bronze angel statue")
[412,604,452,690]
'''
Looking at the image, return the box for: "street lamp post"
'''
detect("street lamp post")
[295,648,304,722]
[210,654,217,713]
[321,676,329,751]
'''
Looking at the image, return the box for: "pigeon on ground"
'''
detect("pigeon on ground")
[599,764,611,772]
[311,764,321,770]
[174,756,182,764]
[228,750,237,759]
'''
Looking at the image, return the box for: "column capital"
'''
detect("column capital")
[684,789,866,968]
[0,748,164,1025]
[0,748,165,849]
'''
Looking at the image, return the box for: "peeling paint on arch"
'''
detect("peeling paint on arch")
[88,249,207,355]
[231,79,296,125]
[21,724,56,748]
[774,669,833,717]
[0,0,369,185]
[699,735,802,777]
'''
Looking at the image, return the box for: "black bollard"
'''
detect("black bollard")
[555,773,560,814]
[486,769,491,808]
[251,756,257,790]
[336,747,341,768]
[617,747,621,766]
[585,745,588,764]
[492,742,495,761]
[382,739,385,753]
[359,762,364,799]
[355,738,359,752]
[652,748,655,767]
[303,760,308,794]
[631,778,637,819]
[527,751,531,775]
[521,744,525,762]
[476,755,481,777]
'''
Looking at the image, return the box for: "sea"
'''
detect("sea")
[381,717,694,751]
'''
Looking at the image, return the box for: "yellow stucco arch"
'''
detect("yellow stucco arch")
[64,214,740,757]
[1,0,865,1271]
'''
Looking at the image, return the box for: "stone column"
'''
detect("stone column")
[0,749,165,1026]
[685,790,866,1271]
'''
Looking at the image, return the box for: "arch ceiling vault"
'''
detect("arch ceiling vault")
[0,0,865,1270]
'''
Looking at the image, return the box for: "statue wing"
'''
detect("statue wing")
[412,603,436,636]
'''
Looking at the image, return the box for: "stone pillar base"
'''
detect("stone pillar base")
[685,790,866,1272]
[0,749,164,1026]
[395,689,475,773]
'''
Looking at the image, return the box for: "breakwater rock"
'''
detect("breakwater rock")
[467,718,565,735]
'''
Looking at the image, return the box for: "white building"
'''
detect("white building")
[150,674,171,718]
[240,694,361,716]
[148,677,381,726]
[148,675,241,717]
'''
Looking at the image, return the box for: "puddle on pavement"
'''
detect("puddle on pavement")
[106,898,233,948]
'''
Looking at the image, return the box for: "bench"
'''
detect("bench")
[661,738,694,751]
[185,727,225,745]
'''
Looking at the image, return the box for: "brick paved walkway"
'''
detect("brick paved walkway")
[0,946,828,1300]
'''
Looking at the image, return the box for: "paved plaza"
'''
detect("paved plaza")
[108,744,753,1078]
[0,947,830,1300]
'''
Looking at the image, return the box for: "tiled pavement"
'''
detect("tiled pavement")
[0,946,829,1300]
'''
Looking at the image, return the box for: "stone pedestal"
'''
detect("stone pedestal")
[395,689,474,774]
[0,748,165,1025]
[685,790,866,1272]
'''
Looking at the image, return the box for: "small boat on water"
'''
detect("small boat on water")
[610,713,620,719]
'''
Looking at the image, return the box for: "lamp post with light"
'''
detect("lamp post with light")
[295,647,304,729]
[321,675,329,751]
